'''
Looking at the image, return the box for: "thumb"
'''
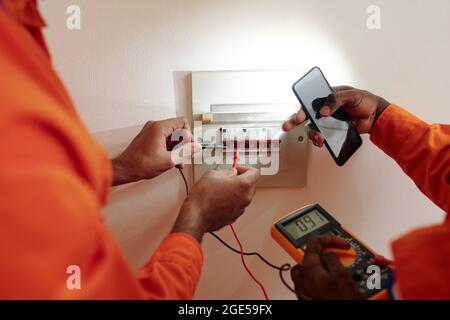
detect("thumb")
[225,168,238,177]
[236,166,260,185]
[321,90,362,116]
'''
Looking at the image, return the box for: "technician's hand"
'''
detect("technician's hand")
[172,167,260,242]
[282,86,390,147]
[291,235,361,300]
[112,117,201,186]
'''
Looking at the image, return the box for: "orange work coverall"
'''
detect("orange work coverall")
[371,106,450,299]
[0,1,449,300]
[0,0,202,300]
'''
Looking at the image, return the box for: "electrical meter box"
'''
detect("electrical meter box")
[191,71,308,188]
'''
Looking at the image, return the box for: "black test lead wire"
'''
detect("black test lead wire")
[177,167,298,296]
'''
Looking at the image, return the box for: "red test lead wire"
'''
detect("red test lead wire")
[233,151,239,169]
[229,151,269,300]
[229,224,270,300]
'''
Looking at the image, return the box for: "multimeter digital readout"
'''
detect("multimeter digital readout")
[271,204,393,300]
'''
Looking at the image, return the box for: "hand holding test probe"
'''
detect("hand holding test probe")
[173,157,259,242]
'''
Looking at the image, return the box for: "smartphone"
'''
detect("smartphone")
[292,67,362,166]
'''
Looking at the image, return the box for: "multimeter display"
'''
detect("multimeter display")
[283,210,330,239]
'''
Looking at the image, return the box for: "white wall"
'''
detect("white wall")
[41,0,450,300]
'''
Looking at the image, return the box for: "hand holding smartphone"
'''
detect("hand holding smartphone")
[291,67,363,166]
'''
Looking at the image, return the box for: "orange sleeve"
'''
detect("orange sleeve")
[0,120,203,300]
[370,104,450,213]
[0,123,138,299]
[137,233,204,300]
[370,105,450,299]
[0,6,203,299]
[390,224,450,299]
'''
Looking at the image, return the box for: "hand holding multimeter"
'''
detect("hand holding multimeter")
[290,236,361,300]
[274,68,394,299]
[272,204,393,300]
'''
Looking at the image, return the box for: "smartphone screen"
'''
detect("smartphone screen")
[292,67,362,166]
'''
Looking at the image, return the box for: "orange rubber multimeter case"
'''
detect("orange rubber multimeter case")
[271,204,393,300]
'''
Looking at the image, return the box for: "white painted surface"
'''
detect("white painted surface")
[41,0,450,300]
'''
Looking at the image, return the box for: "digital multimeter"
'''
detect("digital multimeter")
[271,204,393,300]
